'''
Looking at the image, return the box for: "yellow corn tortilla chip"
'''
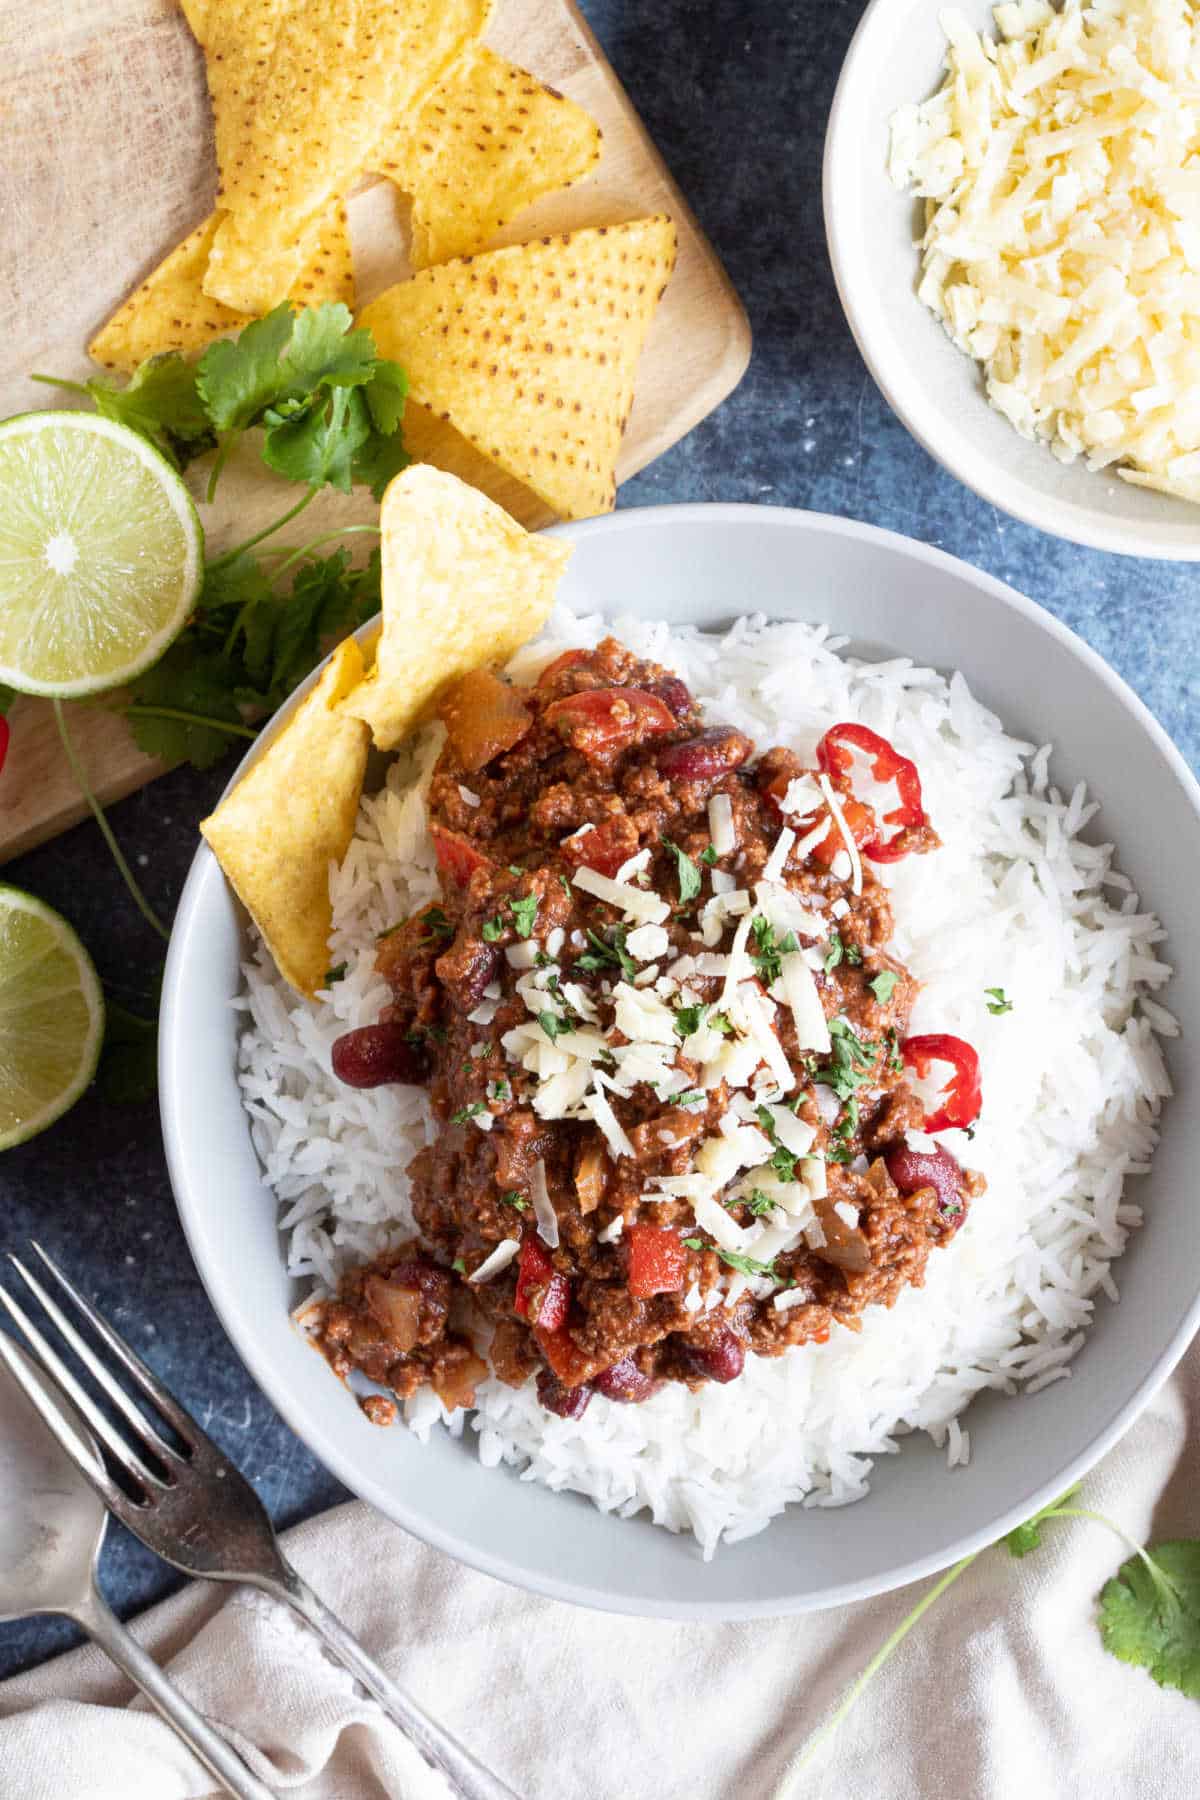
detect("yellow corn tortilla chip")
[200,637,371,997]
[340,464,570,751]
[373,45,602,270]
[196,0,492,314]
[88,203,355,374]
[357,216,677,522]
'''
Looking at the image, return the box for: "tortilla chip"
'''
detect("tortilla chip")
[340,464,570,750]
[373,45,602,269]
[200,638,371,997]
[357,216,677,521]
[197,0,492,314]
[88,204,355,374]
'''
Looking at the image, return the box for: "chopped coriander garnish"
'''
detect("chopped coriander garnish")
[576,926,635,980]
[481,915,505,943]
[509,892,539,938]
[534,950,553,968]
[699,844,718,866]
[749,915,800,986]
[985,986,1013,1015]
[558,873,573,898]
[421,905,453,941]
[813,1019,877,1101]
[672,1090,705,1107]
[885,1027,904,1074]
[869,970,899,1004]
[452,1257,466,1274]
[674,1002,708,1038]
[826,1145,852,1165]
[538,1010,564,1042]
[746,1189,777,1217]
[501,1191,529,1211]
[450,1102,486,1125]
[661,836,702,904]
[716,1247,778,1279]
[756,1104,799,1182]
[490,1079,511,1101]
[824,934,846,974]
[377,922,402,942]
[682,1237,705,1251]
[508,864,523,877]
[835,1095,860,1141]
[324,962,348,985]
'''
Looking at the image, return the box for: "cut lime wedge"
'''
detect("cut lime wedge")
[0,886,104,1150]
[0,410,203,698]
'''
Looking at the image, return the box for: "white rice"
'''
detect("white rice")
[235,607,1173,1558]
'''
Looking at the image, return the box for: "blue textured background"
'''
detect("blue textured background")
[2,0,1197,1679]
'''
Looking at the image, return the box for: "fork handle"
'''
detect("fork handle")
[77,1588,277,1800]
[259,1560,518,1800]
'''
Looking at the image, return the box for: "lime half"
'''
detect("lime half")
[0,410,203,698]
[0,886,104,1150]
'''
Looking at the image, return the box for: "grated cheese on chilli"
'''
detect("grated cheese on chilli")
[890,0,1200,502]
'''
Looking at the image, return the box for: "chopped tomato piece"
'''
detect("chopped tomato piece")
[901,1033,982,1133]
[543,687,675,761]
[437,669,531,773]
[560,814,639,879]
[514,1236,570,1332]
[536,1323,592,1387]
[626,1225,687,1298]
[536,648,590,687]
[430,824,491,887]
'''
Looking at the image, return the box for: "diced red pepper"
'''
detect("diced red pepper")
[514,1237,570,1330]
[536,648,591,687]
[430,824,491,887]
[817,723,932,863]
[536,1323,592,1387]
[626,1224,687,1298]
[560,815,640,880]
[901,1033,982,1133]
[543,687,676,761]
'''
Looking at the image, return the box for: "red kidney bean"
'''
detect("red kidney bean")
[383,1258,451,1304]
[884,1142,965,1220]
[435,938,498,1010]
[680,1327,745,1385]
[536,1367,592,1419]
[332,1023,429,1089]
[649,676,694,720]
[592,1355,663,1404]
[657,727,753,782]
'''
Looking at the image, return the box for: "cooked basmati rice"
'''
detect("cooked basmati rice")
[236,608,1173,1558]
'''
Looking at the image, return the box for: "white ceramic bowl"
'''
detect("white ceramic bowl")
[161,504,1200,1619]
[824,0,1200,559]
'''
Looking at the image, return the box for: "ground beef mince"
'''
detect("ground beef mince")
[317,636,983,1422]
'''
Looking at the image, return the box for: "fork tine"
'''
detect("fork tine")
[29,1241,199,1446]
[0,1329,137,1524]
[8,1253,183,1468]
[0,1284,166,1492]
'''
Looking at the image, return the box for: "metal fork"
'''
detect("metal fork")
[0,1243,518,1800]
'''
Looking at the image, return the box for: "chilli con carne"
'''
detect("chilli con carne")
[313,637,984,1423]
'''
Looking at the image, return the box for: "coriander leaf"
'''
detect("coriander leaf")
[452,1257,466,1274]
[1005,1483,1082,1558]
[325,963,348,984]
[481,915,505,943]
[716,1247,778,1279]
[538,1010,563,1042]
[262,384,371,493]
[197,304,297,434]
[674,1003,708,1038]
[125,645,252,771]
[450,1102,486,1125]
[746,1189,777,1217]
[985,986,1013,1015]
[96,1001,158,1105]
[1099,1542,1200,1698]
[661,836,701,904]
[364,359,409,435]
[672,1089,704,1106]
[750,915,799,986]
[509,893,539,938]
[869,971,899,1004]
[87,354,213,469]
[501,1191,529,1211]
[682,1237,705,1250]
[349,425,413,499]
[281,304,377,395]
[699,845,718,866]
[824,934,845,974]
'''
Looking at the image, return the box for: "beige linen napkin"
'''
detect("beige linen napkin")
[3,1346,1200,1800]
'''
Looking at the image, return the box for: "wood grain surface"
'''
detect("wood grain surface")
[0,0,750,861]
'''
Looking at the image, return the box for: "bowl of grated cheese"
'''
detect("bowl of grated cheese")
[825,0,1200,558]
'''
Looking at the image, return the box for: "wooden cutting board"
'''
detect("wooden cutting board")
[0,0,749,861]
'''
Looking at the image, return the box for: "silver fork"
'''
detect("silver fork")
[0,1243,518,1800]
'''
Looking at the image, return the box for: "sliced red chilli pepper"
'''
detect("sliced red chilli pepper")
[430,824,492,887]
[816,722,931,863]
[901,1033,982,1134]
[626,1224,687,1298]
[0,715,9,777]
[543,687,675,761]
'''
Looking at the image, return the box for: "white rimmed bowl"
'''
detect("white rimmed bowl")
[161,504,1200,1619]
[824,0,1200,559]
